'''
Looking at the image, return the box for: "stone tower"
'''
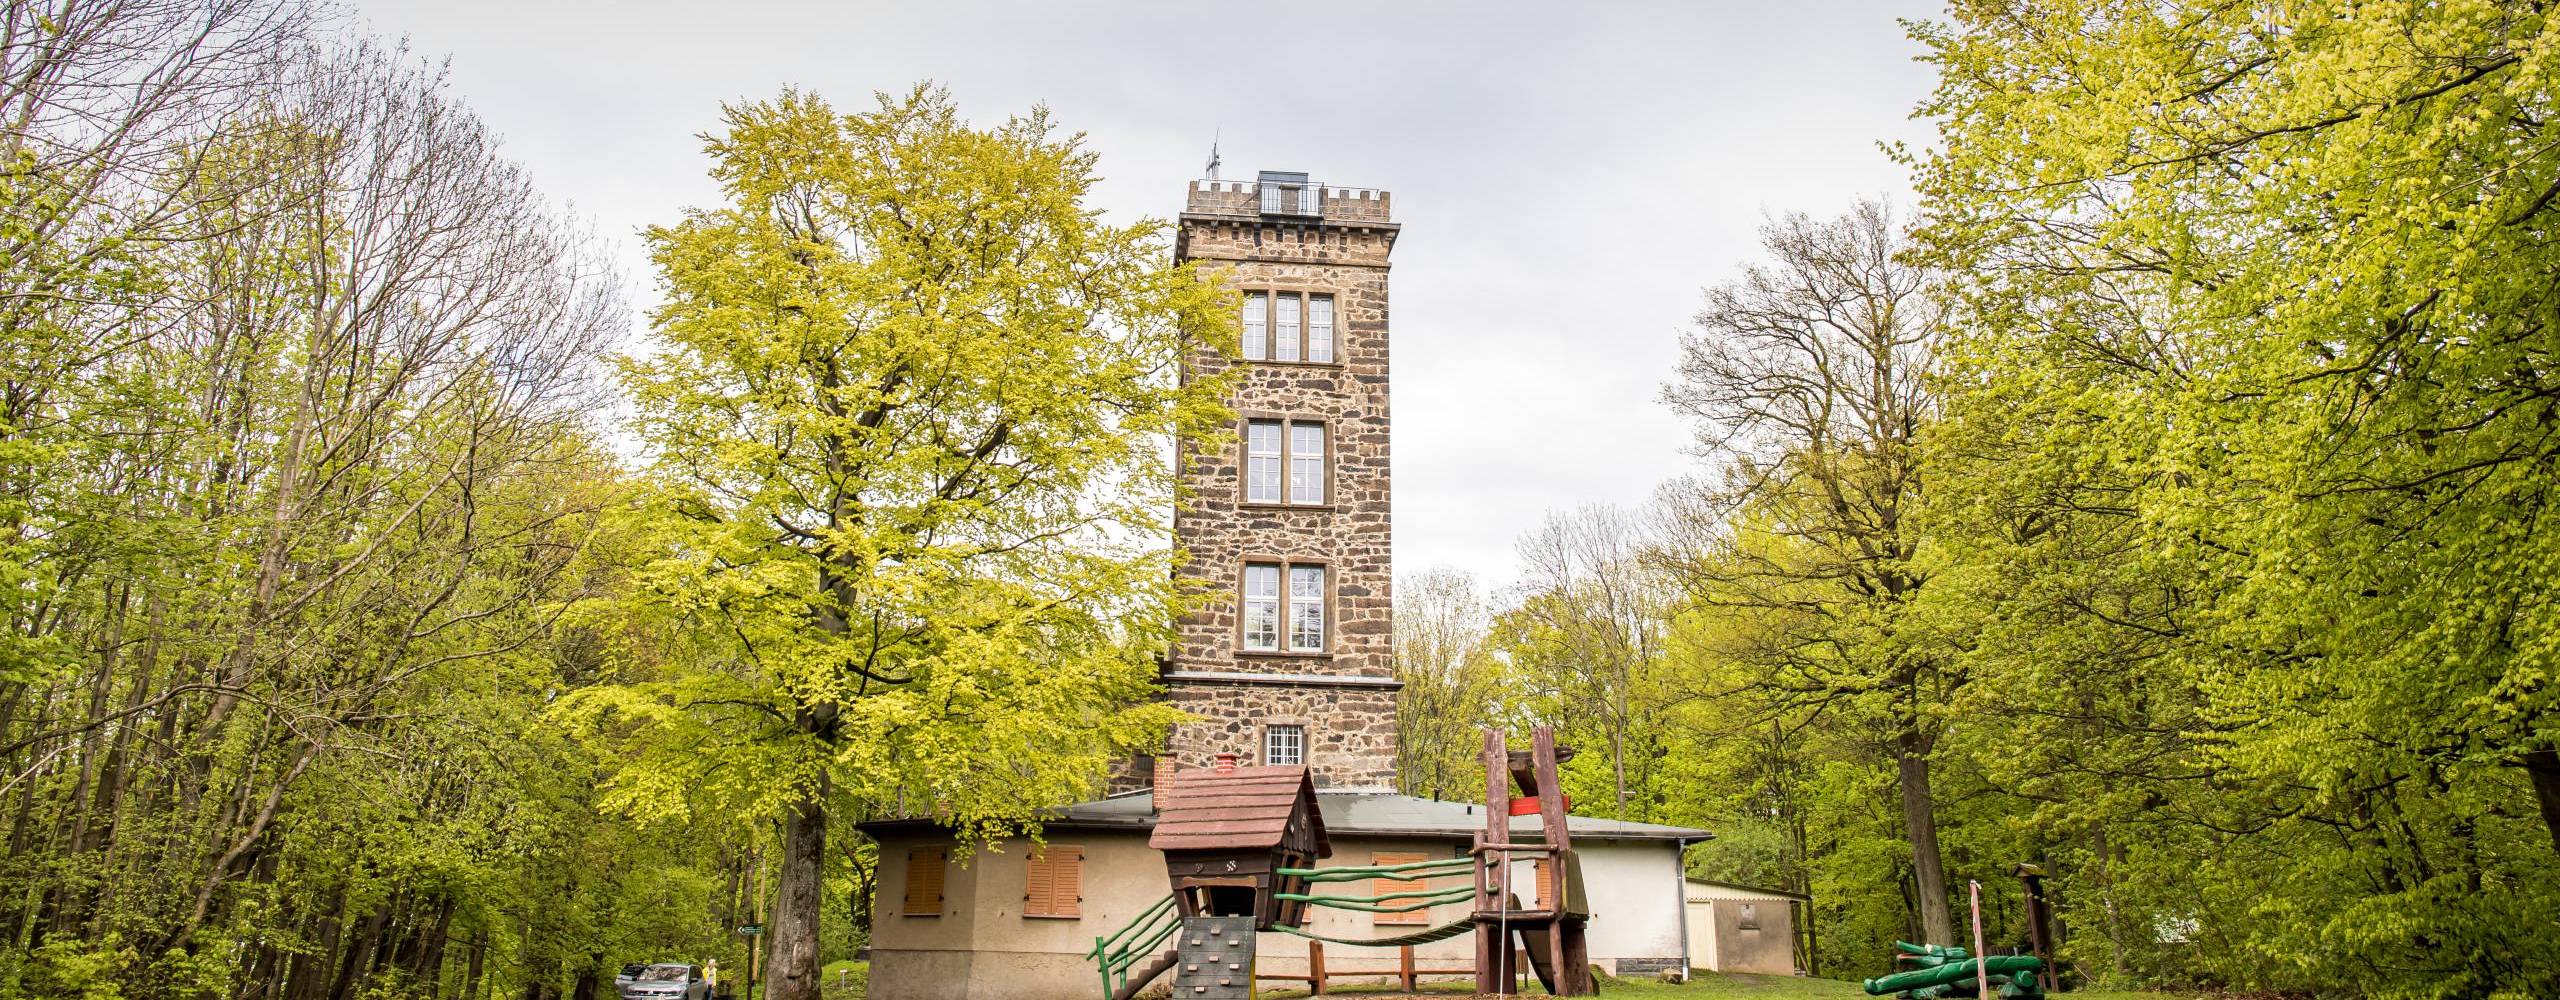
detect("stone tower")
[1161,170,1399,789]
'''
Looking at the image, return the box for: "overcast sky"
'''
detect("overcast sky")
[350,0,1941,594]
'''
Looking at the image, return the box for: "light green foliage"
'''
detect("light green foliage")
[1906,1,2560,996]
[583,82,1221,834]
[571,84,1231,999]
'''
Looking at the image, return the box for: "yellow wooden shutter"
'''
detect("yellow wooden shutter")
[904,847,945,915]
[1372,851,1429,925]
[1026,845,1083,917]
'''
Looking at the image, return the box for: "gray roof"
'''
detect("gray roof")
[863,787,1710,844]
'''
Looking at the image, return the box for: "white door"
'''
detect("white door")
[1684,898,1718,972]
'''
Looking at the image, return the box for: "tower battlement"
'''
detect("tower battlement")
[1185,177,1394,225]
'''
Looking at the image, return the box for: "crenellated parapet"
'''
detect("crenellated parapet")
[1184,176,1394,226]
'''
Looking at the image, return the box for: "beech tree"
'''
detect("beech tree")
[579,86,1230,1000]
[1654,200,1955,944]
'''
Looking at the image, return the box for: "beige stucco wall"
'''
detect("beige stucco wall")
[869,829,1692,997]
[1682,889,1796,975]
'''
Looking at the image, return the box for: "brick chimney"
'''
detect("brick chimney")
[1150,754,1176,814]
[1214,752,1239,774]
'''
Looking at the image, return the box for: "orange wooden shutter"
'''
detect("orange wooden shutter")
[1057,847,1083,916]
[1534,858,1556,910]
[1372,851,1429,925]
[1026,845,1083,917]
[904,847,946,915]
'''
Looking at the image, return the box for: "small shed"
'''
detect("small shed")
[1150,759,1330,928]
[1684,879,1805,976]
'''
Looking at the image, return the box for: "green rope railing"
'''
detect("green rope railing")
[1277,858,1478,883]
[1276,917,1481,948]
[1277,884,1478,913]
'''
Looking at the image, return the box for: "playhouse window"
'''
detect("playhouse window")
[1265,725,1304,766]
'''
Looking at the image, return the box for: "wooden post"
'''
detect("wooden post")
[1475,728,1512,995]
[1531,728,1594,996]
[2016,863,2056,991]
[1308,939,1326,995]
[1399,944,1416,992]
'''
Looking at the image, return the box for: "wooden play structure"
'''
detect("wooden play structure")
[1085,728,1599,999]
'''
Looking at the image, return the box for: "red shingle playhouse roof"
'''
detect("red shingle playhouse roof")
[1147,764,1330,856]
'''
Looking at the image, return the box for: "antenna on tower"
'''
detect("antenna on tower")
[1204,130,1222,180]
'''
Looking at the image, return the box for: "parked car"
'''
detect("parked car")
[615,964,646,991]
[618,963,708,1000]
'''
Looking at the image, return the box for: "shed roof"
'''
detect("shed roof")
[1685,878,1810,902]
[1147,765,1329,856]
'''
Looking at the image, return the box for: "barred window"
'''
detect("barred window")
[1264,725,1304,767]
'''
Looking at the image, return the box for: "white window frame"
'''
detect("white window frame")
[1242,292,1268,360]
[1246,420,1284,504]
[1244,418,1325,507]
[1307,294,1334,363]
[1241,561,1326,654]
[1288,565,1326,652]
[1289,423,1324,504]
[1242,564,1282,652]
[1237,290,1339,364]
[1274,294,1301,362]
[1264,725,1305,767]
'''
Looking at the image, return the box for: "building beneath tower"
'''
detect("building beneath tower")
[859,171,1717,1000]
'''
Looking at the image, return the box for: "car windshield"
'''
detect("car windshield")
[639,966,689,982]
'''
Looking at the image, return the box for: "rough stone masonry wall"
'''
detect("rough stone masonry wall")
[1163,210,1399,789]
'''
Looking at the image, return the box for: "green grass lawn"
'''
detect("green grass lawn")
[821,959,2188,1000]
[1244,969,2191,1000]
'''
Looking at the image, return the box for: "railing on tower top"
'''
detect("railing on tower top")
[1259,181,1321,216]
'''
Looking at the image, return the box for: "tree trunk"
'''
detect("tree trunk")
[2524,748,2560,855]
[1894,729,1954,946]
[463,928,488,1000]
[767,767,829,1000]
